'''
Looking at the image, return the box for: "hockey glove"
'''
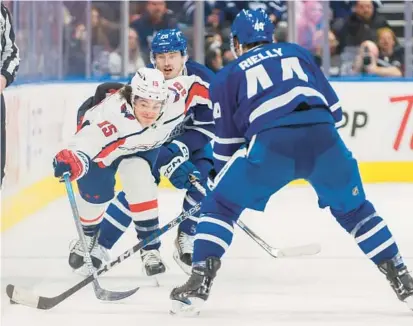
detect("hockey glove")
[167,160,201,190]
[159,140,201,189]
[53,149,90,181]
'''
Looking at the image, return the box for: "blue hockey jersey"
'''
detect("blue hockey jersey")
[152,59,216,166]
[210,42,343,173]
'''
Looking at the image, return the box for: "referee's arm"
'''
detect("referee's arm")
[1,4,20,93]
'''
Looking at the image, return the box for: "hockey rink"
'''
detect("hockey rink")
[1,184,413,326]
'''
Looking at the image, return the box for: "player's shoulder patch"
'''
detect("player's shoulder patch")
[120,103,135,120]
[167,77,189,103]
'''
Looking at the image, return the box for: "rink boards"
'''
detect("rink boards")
[1,80,412,232]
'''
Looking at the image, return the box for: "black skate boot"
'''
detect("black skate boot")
[378,260,413,310]
[69,233,109,275]
[68,234,96,270]
[170,257,221,316]
[173,230,194,275]
[140,249,166,277]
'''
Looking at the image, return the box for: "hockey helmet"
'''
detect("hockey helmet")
[150,28,188,64]
[230,9,274,57]
[130,67,168,103]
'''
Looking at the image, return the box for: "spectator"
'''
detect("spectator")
[211,1,287,28]
[181,1,214,26]
[351,40,379,75]
[330,0,382,34]
[108,28,146,77]
[274,21,288,43]
[375,27,404,76]
[90,6,115,51]
[312,30,341,77]
[130,1,178,63]
[296,0,323,51]
[338,0,389,51]
[205,47,223,73]
[205,30,223,51]
[221,44,235,66]
[353,28,404,77]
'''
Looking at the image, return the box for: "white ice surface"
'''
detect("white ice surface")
[1,184,413,326]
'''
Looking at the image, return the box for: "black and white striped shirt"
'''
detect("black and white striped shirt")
[1,4,19,87]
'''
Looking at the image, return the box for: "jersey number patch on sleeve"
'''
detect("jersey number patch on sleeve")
[97,120,117,137]
[246,57,309,98]
[173,81,187,97]
[213,102,222,119]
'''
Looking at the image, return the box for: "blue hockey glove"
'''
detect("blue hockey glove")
[160,140,200,189]
[168,161,201,190]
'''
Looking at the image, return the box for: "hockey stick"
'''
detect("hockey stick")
[235,219,321,258]
[62,173,139,301]
[191,180,321,258]
[6,202,201,310]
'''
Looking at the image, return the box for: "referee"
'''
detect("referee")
[1,4,20,187]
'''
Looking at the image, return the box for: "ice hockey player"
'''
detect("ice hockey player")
[146,29,215,275]
[67,30,214,277]
[170,9,413,315]
[53,67,199,275]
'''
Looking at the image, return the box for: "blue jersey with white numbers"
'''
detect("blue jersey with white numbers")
[210,42,343,172]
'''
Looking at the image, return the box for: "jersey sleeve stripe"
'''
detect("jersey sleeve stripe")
[94,138,126,161]
[91,128,149,161]
[330,102,342,112]
[185,126,215,140]
[213,152,232,162]
[249,86,328,123]
[193,119,214,126]
[215,136,245,144]
[185,82,211,113]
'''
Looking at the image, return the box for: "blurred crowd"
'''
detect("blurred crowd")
[4,0,408,80]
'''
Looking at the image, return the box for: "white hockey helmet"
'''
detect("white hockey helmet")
[130,67,168,103]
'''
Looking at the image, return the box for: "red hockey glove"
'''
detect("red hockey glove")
[53,149,90,181]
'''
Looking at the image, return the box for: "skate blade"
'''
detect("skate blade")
[173,251,192,276]
[404,295,413,311]
[141,266,167,287]
[170,298,204,317]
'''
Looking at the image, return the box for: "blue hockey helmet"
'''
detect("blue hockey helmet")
[230,9,274,57]
[150,29,188,64]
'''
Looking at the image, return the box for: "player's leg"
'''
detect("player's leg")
[307,123,413,307]
[110,151,166,277]
[94,150,163,276]
[171,129,296,310]
[173,145,214,274]
[69,161,116,272]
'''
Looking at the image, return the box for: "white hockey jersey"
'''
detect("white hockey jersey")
[68,75,211,167]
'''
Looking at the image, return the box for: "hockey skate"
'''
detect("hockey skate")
[170,257,221,316]
[68,235,109,276]
[140,249,166,277]
[378,260,413,310]
[173,230,194,275]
